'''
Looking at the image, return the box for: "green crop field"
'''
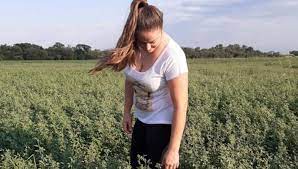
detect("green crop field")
[0,57,297,168]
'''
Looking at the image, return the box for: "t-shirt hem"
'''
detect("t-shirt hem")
[136,118,172,125]
[166,70,188,81]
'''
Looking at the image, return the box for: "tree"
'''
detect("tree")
[215,44,223,50]
[11,45,23,60]
[195,47,200,51]
[75,44,91,60]
[14,43,45,60]
[289,50,298,56]
[53,42,65,49]
[182,47,197,58]
[47,42,74,60]
[87,49,101,59]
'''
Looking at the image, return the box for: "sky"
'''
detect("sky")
[0,0,298,54]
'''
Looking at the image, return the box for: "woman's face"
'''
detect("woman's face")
[136,28,163,54]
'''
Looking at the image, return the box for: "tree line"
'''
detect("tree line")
[0,42,102,60]
[183,44,297,58]
[0,42,296,60]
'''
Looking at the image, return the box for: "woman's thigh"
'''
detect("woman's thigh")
[130,118,147,168]
[145,123,172,166]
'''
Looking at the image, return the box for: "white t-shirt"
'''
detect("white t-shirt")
[123,36,188,124]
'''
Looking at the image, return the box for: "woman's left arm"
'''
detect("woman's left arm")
[162,72,188,169]
[167,72,188,152]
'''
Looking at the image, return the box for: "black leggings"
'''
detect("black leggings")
[130,118,172,169]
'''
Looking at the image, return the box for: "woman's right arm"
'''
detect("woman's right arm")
[124,78,134,114]
[123,78,134,135]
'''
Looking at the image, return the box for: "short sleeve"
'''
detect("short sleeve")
[123,64,129,77]
[164,54,188,81]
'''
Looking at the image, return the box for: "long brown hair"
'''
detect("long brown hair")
[88,0,163,75]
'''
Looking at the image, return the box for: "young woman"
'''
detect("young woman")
[89,0,188,168]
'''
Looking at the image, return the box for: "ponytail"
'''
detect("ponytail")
[89,0,163,75]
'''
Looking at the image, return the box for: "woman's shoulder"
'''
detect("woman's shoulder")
[164,35,186,62]
[164,33,184,53]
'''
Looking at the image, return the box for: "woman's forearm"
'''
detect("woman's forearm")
[124,79,134,114]
[124,100,133,114]
[167,109,187,152]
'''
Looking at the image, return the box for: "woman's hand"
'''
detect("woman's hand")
[161,149,179,169]
[122,112,133,136]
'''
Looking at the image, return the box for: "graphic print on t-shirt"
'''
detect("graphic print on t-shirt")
[132,81,153,112]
